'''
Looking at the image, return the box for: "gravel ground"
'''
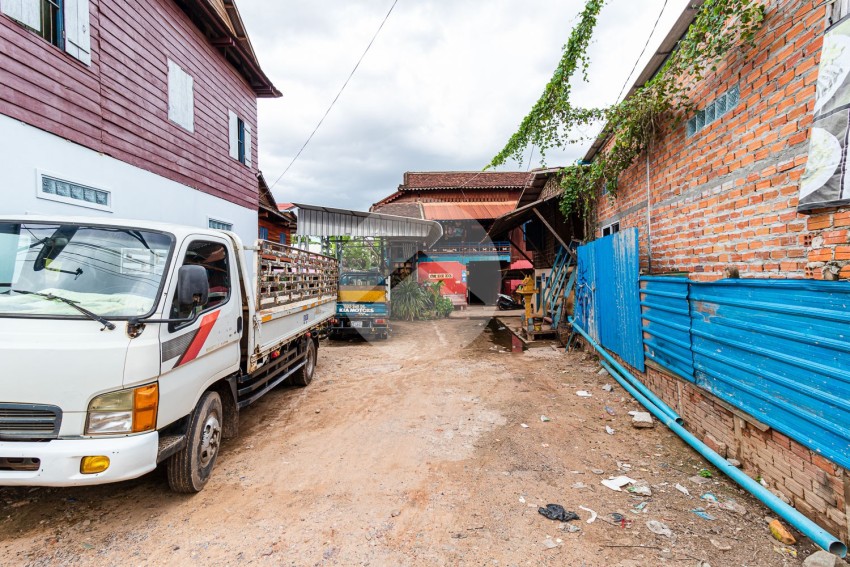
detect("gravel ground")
[0,318,824,566]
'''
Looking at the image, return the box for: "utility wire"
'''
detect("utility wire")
[270,0,400,191]
[615,0,669,103]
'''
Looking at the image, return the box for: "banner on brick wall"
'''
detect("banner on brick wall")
[799,17,850,212]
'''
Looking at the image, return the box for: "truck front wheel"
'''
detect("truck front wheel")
[167,391,223,493]
[292,339,316,387]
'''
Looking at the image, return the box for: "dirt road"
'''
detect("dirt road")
[1,319,816,565]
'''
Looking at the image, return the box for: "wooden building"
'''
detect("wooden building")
[372,171,532,305]
[1,0,279,246]
[258,173,295,245]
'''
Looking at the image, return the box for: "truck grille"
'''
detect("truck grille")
[0,404,62,440]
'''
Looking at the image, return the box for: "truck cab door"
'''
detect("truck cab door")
[157,236,241,427]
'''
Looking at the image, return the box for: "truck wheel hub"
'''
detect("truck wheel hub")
[199,415,221,467]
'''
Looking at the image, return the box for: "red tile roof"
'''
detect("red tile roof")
[403,171,531,190]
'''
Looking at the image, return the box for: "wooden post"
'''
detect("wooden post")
[532,207,575,260]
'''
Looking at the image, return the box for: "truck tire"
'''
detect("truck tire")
[292,339,316,387]
[167,391,223,493]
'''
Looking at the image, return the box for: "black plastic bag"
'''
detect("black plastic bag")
[538,504,579,522]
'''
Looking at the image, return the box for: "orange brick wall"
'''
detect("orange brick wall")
[596,0,850,281]
[637,363,850,543]
[589,1,850,541]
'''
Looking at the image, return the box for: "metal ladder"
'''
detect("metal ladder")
[541,246,575,330]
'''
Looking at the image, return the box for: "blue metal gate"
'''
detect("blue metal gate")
[640,276,850,470]
[575,228,645,371]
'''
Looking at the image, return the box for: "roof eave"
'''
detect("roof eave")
[178,0,281,98]
[582,0,704,162]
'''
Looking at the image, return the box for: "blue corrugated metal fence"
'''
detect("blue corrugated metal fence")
[640,276,850,470]
[641,276,693,380]
[575,228,645,371]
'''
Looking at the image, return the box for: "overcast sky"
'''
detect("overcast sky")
[237,0,690,211]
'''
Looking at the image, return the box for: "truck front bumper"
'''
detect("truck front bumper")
[0,432,158,487]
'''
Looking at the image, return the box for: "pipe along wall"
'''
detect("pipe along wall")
[569,318,847,557]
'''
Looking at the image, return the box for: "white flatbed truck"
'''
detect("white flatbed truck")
[0,216,338,492]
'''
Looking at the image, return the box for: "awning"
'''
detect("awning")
[293,203,443,247]
[421,201,517,221]
[487,192,561,238]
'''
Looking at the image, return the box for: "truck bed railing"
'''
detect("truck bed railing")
[257,241,339,310]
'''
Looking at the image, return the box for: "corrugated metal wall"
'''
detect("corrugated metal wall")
[640,277,850,470]
[641,276,693,379]
[576,228,645,371]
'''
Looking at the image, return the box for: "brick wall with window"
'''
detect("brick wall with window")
[594,0,849,282]
[0,0,265,210]
[587,0,850,543]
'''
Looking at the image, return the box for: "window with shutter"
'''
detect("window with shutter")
[2,0,90,63]
[228,110,252,167]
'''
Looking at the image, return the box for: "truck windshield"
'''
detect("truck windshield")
[339,273,385,286]
[0,223,172,318]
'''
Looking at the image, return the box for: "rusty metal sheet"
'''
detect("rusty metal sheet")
[421,201,518,221]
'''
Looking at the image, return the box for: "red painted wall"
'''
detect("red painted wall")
[417,261,467,297]
[0,0,259,210]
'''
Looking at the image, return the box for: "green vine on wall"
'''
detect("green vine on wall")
[488,0,764,218]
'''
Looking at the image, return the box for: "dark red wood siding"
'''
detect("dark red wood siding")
[259,217,291,245]
[0,0,259,210]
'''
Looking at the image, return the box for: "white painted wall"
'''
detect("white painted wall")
[0,115,258,252]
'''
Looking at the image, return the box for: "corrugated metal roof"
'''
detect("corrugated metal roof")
[421,201,518,221]
[293,203,442,246]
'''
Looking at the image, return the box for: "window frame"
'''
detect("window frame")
[208,218,233,231]
[237,118,246,164]
[1,0,90,65]
[168,238,233,332]
[37,0,62,47]
[601,221,620,237]
[36,170,112,212]
[259,226,269,241]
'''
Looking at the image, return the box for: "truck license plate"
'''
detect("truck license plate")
[351,321,364,328]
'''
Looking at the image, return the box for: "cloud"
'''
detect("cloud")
[239,0,691,211]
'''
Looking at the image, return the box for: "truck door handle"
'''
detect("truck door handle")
[237,316,243,334]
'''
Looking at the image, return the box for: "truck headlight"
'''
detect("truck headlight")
[86,384,158,435]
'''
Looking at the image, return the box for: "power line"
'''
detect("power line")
[270,0,400,191]
[616,0,669,103]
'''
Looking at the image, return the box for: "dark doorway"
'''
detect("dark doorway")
[467,261,500,305]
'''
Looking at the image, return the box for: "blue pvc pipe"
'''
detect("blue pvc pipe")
[573,324,847,557]
[568,317,682,424]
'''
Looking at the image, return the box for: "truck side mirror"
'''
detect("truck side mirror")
[177,265,209,308]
